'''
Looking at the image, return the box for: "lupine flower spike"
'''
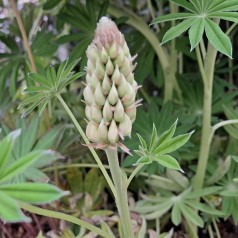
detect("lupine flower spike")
[83,16,141,152]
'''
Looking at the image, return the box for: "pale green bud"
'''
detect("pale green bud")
[108,120,119,144]
[103,100,113,122]
[119,114,132,137]
[126,107,136,122]
[122,86,135,107]
[86,44,100,64]
[94,84,106,107]
[86,60,94,75]
[126,72,134,84]
[102,74,111,96]
[114,100,124,122]
[84,85,94,106]
[98,120,108,141]
[109,42,118,59]
[106,58,114,75]
[90,104,102,124]
[86,122,100,142]
[84,17,140,146]
[120,57,131,77]
[117,75,128,98]
[114,48,124,67]
[85,105,91,120]
[123,42,130,57]
[86,74,91,84]
[100,47,109,64]
[90,73,99,91]
[95,60,105,80]
[111,65,121,85]
[108,83,118,105]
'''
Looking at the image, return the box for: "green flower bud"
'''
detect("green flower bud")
[84,16,141,147]
[126,72,134,84]
[108,120,119,144]
[103,100,113,122]
[94,84,106,107]
[119,114,132,137]
[102,74,111,95]
[106,58,114,75]
[90,73,99,91]
[98,120,108,141]
[86,44,100,64]
[126,107,136,122]
[83,85,94,106]
[108,83,118,105]
[109,42,118,59]
[111,65,121,85]
[120,57,131,77]
[85,105,91,120]
[86,122,100,142]
[86,59,94,75]
[95,61,105,80]
[114,100,124,122]
[117,75,128,98]
[114,48,124,67]
[90,104,102,124]
[100,47,108,64]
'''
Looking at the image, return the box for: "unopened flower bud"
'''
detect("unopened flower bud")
[119,114,132,137]
[90,104,102,124]
[84,16,140,147]
[103,100,113,122]
[94,84,106,107]
[86,122,100,142]
[106,58,114,75]
[84,85,94,106]
[102,74,111,95]
[108,120,119,144]
[98,120,108,141]
[111,65,121,85]
[114,100,124,122]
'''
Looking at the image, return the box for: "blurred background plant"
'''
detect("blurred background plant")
[1,0,238,237]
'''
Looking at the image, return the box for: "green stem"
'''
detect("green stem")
[194,43,217,191]
[212,219,221,238]
[127,164,144,187]
[105,148,134,238]
[19,202,113,238]
[164,2,178,102]
[210,119,238,142]
[208,225,215,238]
[56,94,116,197]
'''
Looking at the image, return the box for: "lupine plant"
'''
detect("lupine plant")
[1,0,238,237]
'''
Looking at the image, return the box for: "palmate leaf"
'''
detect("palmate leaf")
[0,183,69,204]
[0,191,30,223]
[161,18,198,44]
[19,59,84,117]
[204,19,232,58]
[189,18,205,51]
[152,0,238,57]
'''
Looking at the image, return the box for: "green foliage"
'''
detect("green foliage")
[135,120,193,171]
[151,0,238,57]
[0,130,68,223]
[18,59,84,117]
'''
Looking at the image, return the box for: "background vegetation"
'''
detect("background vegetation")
[1,0,238,237]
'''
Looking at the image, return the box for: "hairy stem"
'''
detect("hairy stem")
[105,148,134,238]
[9,0,37,73]
[194,43,217,191]
[56,94,116,197]
[127,164,144,187]
[19,202,113,238]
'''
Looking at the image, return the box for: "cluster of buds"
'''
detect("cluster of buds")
[83,17,141,150]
